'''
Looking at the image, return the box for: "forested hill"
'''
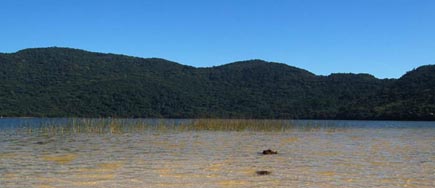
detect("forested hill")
[0,47,434,120]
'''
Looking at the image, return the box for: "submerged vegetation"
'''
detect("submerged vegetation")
[1,47,434,120]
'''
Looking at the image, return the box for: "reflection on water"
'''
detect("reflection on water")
[0,119,434,187]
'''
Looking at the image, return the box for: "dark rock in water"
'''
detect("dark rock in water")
[35,141,45,145]
[34,138,55,145]
[262,149,278,155]
[256,170,271,175]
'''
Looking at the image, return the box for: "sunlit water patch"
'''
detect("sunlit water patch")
[0,119,434,187]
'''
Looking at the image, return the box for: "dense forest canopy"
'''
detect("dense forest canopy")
[0,47,434,120]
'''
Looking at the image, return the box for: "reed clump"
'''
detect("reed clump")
[180,119,292,131]
[18,118,302,135]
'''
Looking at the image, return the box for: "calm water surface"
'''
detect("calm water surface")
[0,118,434,187]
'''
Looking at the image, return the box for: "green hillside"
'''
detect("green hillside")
[0,47,434,120]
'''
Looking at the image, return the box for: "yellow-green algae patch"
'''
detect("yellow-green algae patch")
[42,154,77,164]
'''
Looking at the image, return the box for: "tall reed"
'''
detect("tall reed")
[16,118,326,135]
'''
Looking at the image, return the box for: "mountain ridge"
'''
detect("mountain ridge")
[3,47,417,78]
[0,47,434,120]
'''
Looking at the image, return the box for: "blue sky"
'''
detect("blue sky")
[1,0,434,78]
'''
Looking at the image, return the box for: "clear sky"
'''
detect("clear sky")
[1,0,434,78]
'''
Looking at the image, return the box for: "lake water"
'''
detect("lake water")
[0,118,434,187]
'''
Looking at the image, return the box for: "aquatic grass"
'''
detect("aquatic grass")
[14,118,332,135]
[172,119,292,132]
[42,154,77,164]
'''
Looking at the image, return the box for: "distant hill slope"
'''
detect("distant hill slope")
[0,47,434,120]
